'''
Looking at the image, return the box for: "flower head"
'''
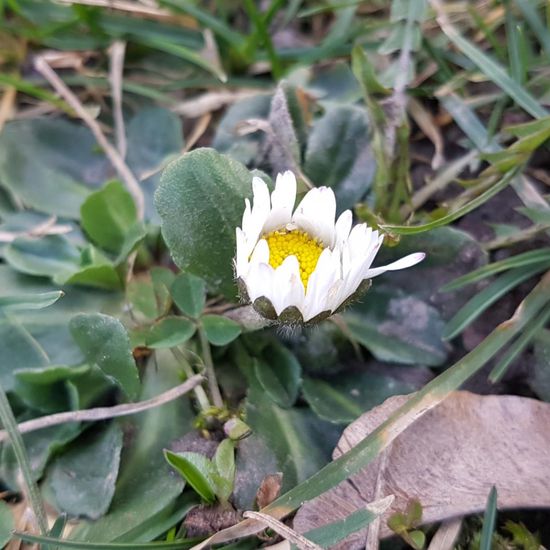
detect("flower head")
[235,171,425,324]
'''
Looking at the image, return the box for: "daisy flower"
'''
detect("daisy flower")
[235,171,425,324]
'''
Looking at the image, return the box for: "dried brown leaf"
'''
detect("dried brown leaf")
[294,391,550,548]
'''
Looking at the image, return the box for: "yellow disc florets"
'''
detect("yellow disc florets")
[265,229,324,289]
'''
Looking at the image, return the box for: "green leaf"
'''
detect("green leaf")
[439,17,547,119]
[345,287,447,366]
[201,314,242,346]
[0,500,15,548]
[441,248,550,291]
[70,350,193,543]
[302,368,429,424]
[64,264,122,291]
[4,236,122,290]
[258,274,550,526]
[44,423,123,519]
[70,313,140,400]
[155,148,253,299]
[304,105,375,211]
[529,329,550,402]
[303,507,379,548]
[164,450,217,504]
[480,487,498,550]
[443,263,550,340]
[213,439,236,503]
[381,168,519,234]
[0,291,63,311]
[125,108,185,223]
[171,273,206,318]
[0,118,108,218]
[246,387,340,490]
[4,235,81,280]
[145,317,196,349]
[80,180,137,253]
[254,344,301,408]
[14,364,89,413]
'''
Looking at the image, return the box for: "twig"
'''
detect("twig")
[243,511,323,550]
[108,40,127,158]
[34,55,145,219]
[0,85,16,132]
[0,374,204,443]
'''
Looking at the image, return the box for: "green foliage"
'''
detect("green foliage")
[80,181,138,254]
[70,313,140,400]
[155,149,253,299]
[164,438,236,504]
[201,314,242,346]
[3,2,550,548]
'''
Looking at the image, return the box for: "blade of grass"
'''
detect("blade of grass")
[138,38,227,82]
[380,168,518,235]
[0,384,48,535]
[158,0,244,47]
[443,263,550,340]
[480,487,498,550]
[441,248,550,291]
[489,306,550,382]
[242,0,283,79]
[505,8,525,84]
[13,533,200,549]
[189,271,550,549]
[430,0,548,119]
[515,0,550,58]
[0,73,72,113]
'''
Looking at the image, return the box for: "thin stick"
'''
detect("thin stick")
[34,56,145,219]
[108,40,127,158]
[0,374,204,443]
[55,0,172,18]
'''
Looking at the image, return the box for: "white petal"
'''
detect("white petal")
[245,261,274,302]
[271,255,305,314]
[292,186,336,246]
[362,252,426,279]
[335,210,352,249]
[249,238,269,265]
[302,248,339,321]
[245,177,271,245]
[264,171,297,233]
[235,227,249,278]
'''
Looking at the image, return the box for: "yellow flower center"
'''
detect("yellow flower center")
[265,229,324,288]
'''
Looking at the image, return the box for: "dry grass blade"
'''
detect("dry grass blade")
[427,519,462,550]
[108,41,127,158]
[0,374,204,442]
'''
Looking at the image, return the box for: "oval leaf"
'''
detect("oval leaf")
[171,272,206,318]
[164,450,217,504]
[202,314,241,346]
[155,148,253,299]
[70,313,140,400]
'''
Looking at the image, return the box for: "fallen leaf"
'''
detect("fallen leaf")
[294,391,550,548]
[256,473,283,509]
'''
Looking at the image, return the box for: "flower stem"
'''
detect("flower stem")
[171,348,211,412]
[198,324,224,408]
[0,383,48,534]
